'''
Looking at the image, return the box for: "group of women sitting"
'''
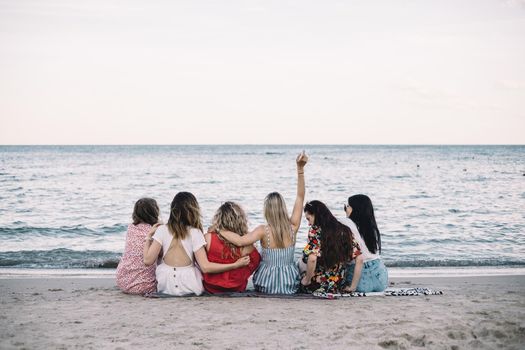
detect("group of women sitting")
[116,152,388,296]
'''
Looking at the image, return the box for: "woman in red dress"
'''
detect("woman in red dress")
[202,202,261,293]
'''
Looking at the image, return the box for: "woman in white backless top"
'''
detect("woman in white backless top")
[143,192,250,296]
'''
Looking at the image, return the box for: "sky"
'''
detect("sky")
[0,0,524,145]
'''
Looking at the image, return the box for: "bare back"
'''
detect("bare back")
[163,238,192,267]
[260,225,295,249]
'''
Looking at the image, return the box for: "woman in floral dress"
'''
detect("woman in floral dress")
[300,200,361,294]
[116,198,160,295]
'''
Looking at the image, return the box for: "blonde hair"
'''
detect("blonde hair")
[211,201,248,258]
[264,192,292,248]
[167,192,203,240]
[211,201,249,236]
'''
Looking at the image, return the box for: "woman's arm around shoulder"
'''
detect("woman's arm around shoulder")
[143,223,163,266]
[219,225,266,247]
[241,244,256,256]
[194,246,250,273]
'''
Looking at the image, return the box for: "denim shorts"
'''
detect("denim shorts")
[346,258,388,292]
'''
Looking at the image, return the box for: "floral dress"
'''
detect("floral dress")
[116,223,157,294]
[302,225,361,293]
[302,226,321,263]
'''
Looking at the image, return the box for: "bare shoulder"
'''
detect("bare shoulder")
[254,224,266,231]
[252,225,266,236]
[204,232,213,251]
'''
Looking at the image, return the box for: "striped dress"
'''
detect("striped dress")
[252,226,300,294]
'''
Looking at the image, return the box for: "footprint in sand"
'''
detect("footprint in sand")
[401,333,426,347]
[378,339,399,349]
[447,330,467,340]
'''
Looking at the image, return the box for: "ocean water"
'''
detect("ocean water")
[0,145,523,270]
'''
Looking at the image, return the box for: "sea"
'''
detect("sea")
[0,145,524,277]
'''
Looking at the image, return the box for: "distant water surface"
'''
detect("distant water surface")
[0,145,523,269]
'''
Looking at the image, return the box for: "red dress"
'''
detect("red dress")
[202,232,261,293]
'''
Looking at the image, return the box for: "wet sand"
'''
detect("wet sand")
[0,275,524,349]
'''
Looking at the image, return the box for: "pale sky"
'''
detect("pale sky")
[1,0,524,144]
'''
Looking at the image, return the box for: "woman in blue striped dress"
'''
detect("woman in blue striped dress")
[219,151,308,294]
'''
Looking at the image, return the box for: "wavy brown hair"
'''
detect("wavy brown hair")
[211,201,249,236]
[167,192,203,240]
[210,201,249,258]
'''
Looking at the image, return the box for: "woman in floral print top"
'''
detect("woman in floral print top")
[116,198,161,295]
[300,201,361,294]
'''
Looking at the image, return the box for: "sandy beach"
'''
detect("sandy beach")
[1,274,523,350]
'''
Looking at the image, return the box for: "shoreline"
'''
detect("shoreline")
[1,265,524,279]
[1,275,524,349]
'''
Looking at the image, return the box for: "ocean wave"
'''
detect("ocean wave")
[0,175,18,182]
[1,249,523,269]
[389,175,412,179]
[0,224,127,237]
[1,145,524,271]
[408,194,433,199]
[384,258,525,268]
[0,249,121,268]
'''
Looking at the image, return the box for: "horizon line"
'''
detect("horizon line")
[0,143,524,147]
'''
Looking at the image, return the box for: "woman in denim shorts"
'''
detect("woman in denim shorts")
[340,194,388,292]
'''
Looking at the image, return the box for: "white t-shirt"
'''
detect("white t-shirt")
[338,217,379,262]
[153,225,206,262]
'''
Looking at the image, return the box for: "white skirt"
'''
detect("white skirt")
[156,263,204,296]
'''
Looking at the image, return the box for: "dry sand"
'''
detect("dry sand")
[1,274,524,349]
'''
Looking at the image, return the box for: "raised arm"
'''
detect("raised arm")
[290,151,308,234]
[219,225,265,247]
[194,246,250,273]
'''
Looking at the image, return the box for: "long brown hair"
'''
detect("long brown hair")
[264,192,292,248]
[132,197,159,226]
[166,192,203,239]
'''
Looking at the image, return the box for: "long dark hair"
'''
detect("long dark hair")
[347,194,381,254]
[167,192,203,240]
[132,198,159,226]
[304,200,352,269]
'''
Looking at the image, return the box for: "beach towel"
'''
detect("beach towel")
[312,287,444,299]
[143,287,443,299]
